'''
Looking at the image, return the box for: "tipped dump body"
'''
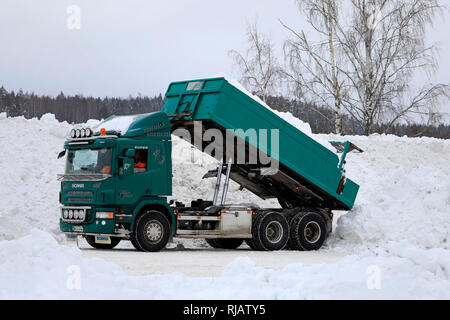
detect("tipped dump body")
[161,77,359,210]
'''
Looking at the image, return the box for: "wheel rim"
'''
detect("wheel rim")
[304,221,321,244]
[144,220,163,243]
[266,221,283,244]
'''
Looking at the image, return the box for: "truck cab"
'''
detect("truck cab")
[59,112,175,251]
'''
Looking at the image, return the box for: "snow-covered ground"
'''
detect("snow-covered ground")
[0,111,449,299]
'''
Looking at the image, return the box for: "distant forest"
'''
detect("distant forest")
[1,86,449,139]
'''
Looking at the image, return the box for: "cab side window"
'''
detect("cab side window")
[134,149,148,173]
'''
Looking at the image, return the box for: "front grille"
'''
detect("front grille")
[68,197,91,202]
[68,191,93,196]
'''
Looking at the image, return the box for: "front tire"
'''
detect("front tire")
[131,210,170,252]
[130,235,144,251]
[85,235,121,249]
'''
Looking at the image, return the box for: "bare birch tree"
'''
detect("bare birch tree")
[229,22,282,103]
[336,0,449,135]
[283,0,449,135]
[282,0,347,135]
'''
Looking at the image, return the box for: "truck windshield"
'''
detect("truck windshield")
[65,148,113,174]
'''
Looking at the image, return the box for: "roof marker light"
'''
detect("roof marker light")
[100,128,106,136]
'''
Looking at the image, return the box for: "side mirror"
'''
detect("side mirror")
[124,149,136,158]
[57,150,66,159]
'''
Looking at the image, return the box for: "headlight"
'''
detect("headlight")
[68,210,74,219]
[63,210,69,218]
[73,210,79,219]
[85,128,92,137]
[96,212,114,219]
[70,129,76,138]
[80,128,86,137]
[78,210,85,220]
[75,129,81,138]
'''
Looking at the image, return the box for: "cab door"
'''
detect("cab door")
[116,144,152,206]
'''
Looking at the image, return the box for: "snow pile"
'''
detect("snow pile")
[170,135,278,207]
[0,113,72,240]
[325,134,450,252]
[1,229,450,299]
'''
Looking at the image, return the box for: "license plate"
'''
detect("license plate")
[95,236,111,244]
[66,234,78,242]
[72,225,83,232]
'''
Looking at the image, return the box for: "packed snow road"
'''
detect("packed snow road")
[79,241,345,277]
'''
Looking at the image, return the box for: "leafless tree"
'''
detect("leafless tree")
[337,0,449,135]
[282,0,347,135]
[229,22,282,103]
[283,0,449,135]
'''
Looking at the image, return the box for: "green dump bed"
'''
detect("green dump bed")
[162,77,359,210]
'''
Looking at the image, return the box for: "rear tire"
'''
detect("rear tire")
[252,211,289,251]
[206,238,244,249]
[245,213,261,250]
[290,212,327,251]
[244,238,259,250]
[131,210,170,252]
[85,235,121,249]
[288,213,306,251]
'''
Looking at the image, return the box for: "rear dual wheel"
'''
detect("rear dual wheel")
[247,211,289,251]
[289,212,327,251]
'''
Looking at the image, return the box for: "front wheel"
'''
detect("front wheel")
[85,235,121,249]
[131,210,170,252]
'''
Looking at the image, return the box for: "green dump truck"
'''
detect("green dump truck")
[58,77,362,251]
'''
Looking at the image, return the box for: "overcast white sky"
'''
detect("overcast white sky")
[0,0,449,114]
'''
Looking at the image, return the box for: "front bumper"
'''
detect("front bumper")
[59,204,134,237]
[60,218,116,234]
[62,231,129,239]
